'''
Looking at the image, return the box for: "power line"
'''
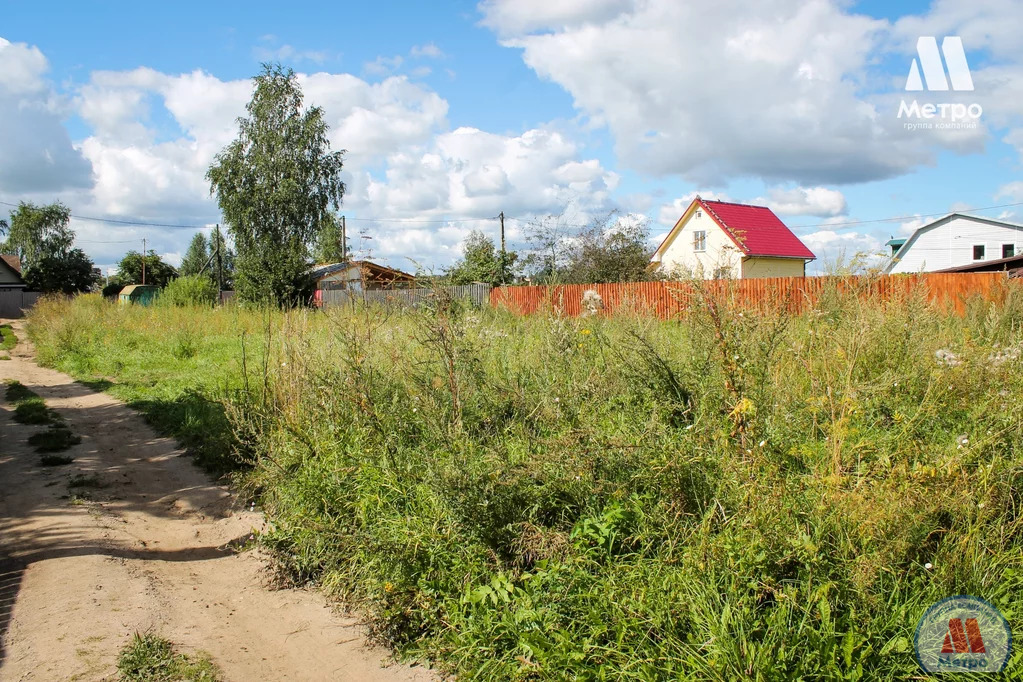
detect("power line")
[0,200,211,230]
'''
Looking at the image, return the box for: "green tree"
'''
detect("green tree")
[207,64,346,306]
[447,230,517,286]
[179,233,210,277]
[2,202,74,271]
[24,249,99,294]
[313,213,348,264]
[114,250,177,288]
[561,213,655,284]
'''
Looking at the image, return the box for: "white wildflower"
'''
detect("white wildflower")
[925,562,933,570]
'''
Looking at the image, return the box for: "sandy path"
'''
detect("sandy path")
[0,320,436,681]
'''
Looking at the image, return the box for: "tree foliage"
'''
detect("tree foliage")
[523,212,656,284]
[207,64,346,306]
[447,230,518,286]
[2,202,74,270]
[179,233,210,277]
[1,202,100,293]
[24,249,99,294]
[114,250,177,288]
[313,213,348,264]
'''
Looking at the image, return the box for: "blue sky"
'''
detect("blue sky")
[1,0,1022,274]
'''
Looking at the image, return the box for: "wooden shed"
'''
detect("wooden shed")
[118,284,160,305]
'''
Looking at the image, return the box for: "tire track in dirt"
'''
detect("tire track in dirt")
[0,319,436,681]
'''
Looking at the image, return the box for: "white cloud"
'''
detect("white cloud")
[253,35,332,64]
[479,0,1022,184]
[996,181,1023,201]
[755,186,847,217]
[410,43,445,59]
[0,37,93,194]
[364,55,404,77]
[800,229,884,268]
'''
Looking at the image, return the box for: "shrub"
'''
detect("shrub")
[160,275,218,308]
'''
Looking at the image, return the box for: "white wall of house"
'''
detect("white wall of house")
[887,215,1023,274]
[656,209,743,279]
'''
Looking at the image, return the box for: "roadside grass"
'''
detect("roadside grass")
[117,632,221,682]
[27,295,264,475]
[28,424,82,452]
[39,454,75,466]
[0,323,16,351]
[27,286,1023,680]
[67,474,103,489]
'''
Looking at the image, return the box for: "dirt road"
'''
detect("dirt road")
[0,320,436,681]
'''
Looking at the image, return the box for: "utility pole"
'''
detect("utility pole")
[141,237,146,285]
[341,215,348,262]
[215,224,224,294]
[499,211,506,285]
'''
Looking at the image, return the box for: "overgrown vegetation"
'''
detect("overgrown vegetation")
[160,275,219,308]
[5,380,82,455]
[1,323,19,351]
[117,632,220,682]
[27,285,1023,680]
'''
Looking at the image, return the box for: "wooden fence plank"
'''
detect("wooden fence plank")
[489,273,1008,319]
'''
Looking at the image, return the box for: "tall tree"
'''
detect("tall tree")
[447,230,517,286]
[179,233,210,277]
[114,250,177,288]
[25,249,99,294]
[207,64,346,306]
[313,213,347,264]
[2,202,74,270]
[2,202,101,293]
[561,213,655,284]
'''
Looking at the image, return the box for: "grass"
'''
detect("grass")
[0,323,16,351]
[28,424,82,452]
[117,632,220,682]
[39,454,75,466]
[26,287,1023,680]
[67,474,103,489]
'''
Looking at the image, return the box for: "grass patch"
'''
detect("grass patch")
[28,425,82,452]
[0,323,16,351]
[67,474,103,489]
[39,454,75,466]
[13,397,54,424]
[27,287,1023,680]
[5,379,36,403]
[117,632,221,682]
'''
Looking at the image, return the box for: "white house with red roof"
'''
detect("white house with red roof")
[649,198,815,279]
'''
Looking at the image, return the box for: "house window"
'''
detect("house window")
[693,230,707,252]
[972,244,985,261]
[1003,244,1015,258]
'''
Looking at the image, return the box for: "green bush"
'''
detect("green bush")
[159,275,218,308]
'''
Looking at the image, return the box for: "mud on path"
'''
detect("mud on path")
[0,320,435,681]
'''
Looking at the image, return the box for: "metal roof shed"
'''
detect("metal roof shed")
[118,284,160,306]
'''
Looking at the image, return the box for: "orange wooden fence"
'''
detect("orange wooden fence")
[490,273,1010,318]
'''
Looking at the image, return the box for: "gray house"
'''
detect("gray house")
[0,255,27,290]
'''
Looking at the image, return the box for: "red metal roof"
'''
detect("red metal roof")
[700,199,815,260]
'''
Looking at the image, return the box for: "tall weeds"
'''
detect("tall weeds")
[27,285,1023,679]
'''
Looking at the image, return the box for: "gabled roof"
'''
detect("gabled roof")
[653,198,815,261]
[885,212,1023,273]
[2,254,22,274]
[0,254,26,287]
[309,260,414,283]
